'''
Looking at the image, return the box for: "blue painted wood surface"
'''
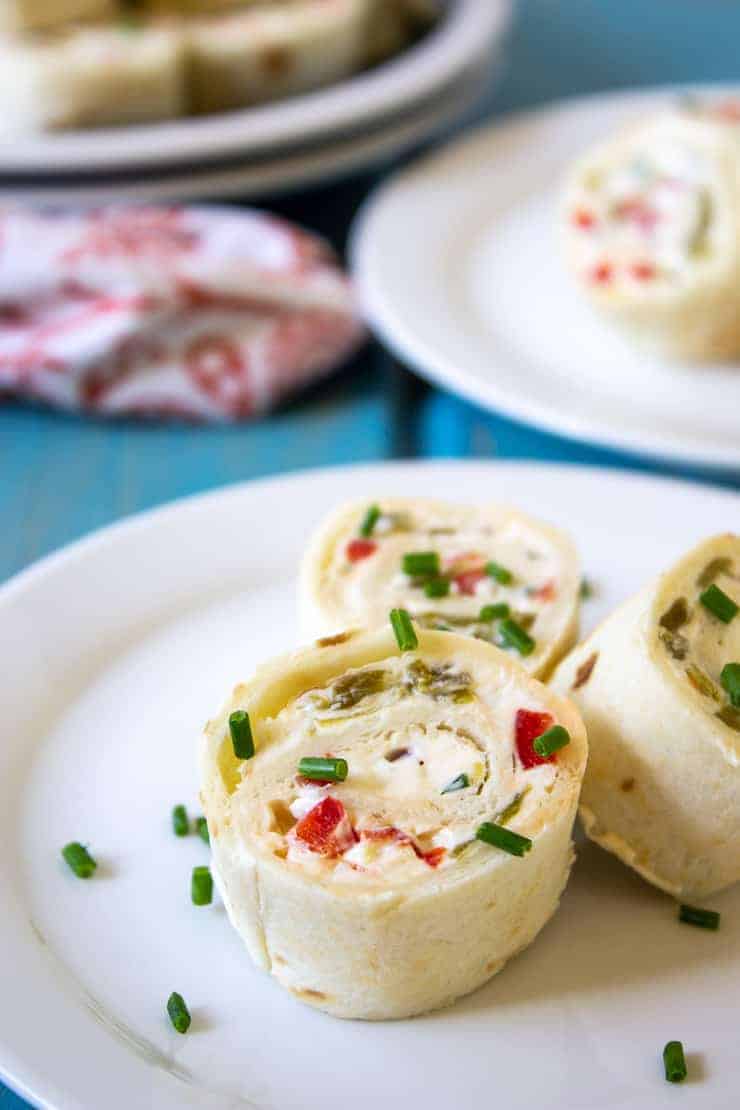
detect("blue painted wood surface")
[3,1,740,1105]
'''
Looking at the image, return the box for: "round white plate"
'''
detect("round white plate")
[1,460,739,1110]
[0,0,510,175]
[0,61,490,205]
[352,86,740,471]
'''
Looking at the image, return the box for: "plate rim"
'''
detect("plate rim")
[350,82,740,472]
[0,0,511,174]
[1,457,739,1110]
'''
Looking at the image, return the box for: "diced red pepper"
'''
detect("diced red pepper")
[515,708,555,769]
[360,826,445,868]
[714,100,740,122]
[614,198,659,232]
[532,579,556,602]
[590,261,614,285]
[630,261,656,281]
[346,538,377,563]
[572,208,596,230]
[446,552,486,596]
[293,797,357,856]
[421,847,446,869]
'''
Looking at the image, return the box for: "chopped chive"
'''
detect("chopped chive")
[700,583,738,624]
[721,662,740,707]
[499,617,536,657]
[679,903,720,930]
[476,822,532,857]
[441,773,469,795]
[486,561,513,585]
[479,603,510,622]
[580,578,594,599]
[229,710,254,760]
[195,816,210,845]
[402,551,440,577]
[359,504,381,538]
[62,842,97,879]
[172,804,189,837]
[424,577,450,598]
[390,608,418,652]
[166,992,191,1034]
[191,865,213,906]
[298,756,348,783]
[533,725,571,758]
[663,1041,687,1083]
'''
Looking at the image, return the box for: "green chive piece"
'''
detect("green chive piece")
[191,865,213,906]
[580,578,594,600]
[486,561,513,585]
[424,577,450,598]
[499,618,536,657]
[229,710,254,760]
[533,725,571,758]
[679,903,720,930]
[663,1041,687,1083]
[167,992,191,1034]
[195,816,210,845]
[441,773,469,795]
[402,551,440,577]
[476,822,532,857]
[298,757,348,783]
[700,583,738,624]
[172,805,189,837]
[359,504,381,538]
[62,842,97,879]
[479,603,510,622]
[721,663,740,708]
[390,608,418,652]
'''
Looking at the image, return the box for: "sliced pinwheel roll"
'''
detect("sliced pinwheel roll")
[200,619,587,1020]
[561,102,740,361]
[186,0,374,115]
[552,533,740,898]
[0,21,185,133]
[0,0,114,33]
[299,497,581,680]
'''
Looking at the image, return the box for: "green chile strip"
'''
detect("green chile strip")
[678,903,720,930]
[298,757,348,783]
[172,805,189,837]
[721,663,740,707]
[167,992,191,1034]
[390,608,418,651]
[191,866,213,906]
[663,1041,687,1084]
[479,603,510,621]
[700,583,738,624]
[229,710,255,760]
[486,561,513,584]
[533,725,571,758]
[62,842,97,879]
[476,822,532,857]
[424,577,450,598]
[359,504,381,537]
[499,618,536,657]
[441,773,469,795]
[402,551,440,577]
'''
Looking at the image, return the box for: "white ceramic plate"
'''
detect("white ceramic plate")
[0,62,490,205]
[2,460,740,1110]
[0,0,510,175]
[352,86,740,471]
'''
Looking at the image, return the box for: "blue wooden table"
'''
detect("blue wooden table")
[2,1,740,1105]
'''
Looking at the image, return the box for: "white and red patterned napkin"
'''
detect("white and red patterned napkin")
[0,205,365,420]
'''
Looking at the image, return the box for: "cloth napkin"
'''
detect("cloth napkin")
[0,205,365,420]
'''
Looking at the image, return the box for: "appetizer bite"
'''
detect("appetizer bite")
[0,20,185,132]
[552,534,740,898]
[560,101,740,361]
[300,497,581,679]
[200,619,587,1019]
